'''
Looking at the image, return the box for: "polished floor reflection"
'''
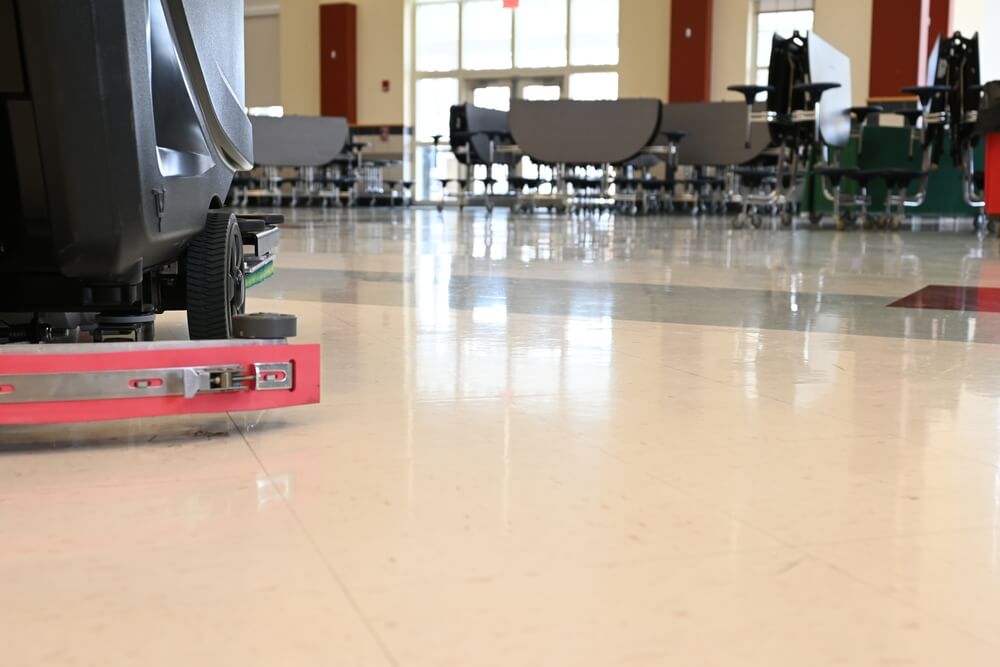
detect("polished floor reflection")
[5,208,1000,665]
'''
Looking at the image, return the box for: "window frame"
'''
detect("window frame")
[751,2,815,86]
[410,0,621,202]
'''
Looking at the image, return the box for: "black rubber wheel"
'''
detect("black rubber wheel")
[185,211,245,340]
[232,313,298,339]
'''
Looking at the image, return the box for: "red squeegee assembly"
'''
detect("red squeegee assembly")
[0,340,320,426]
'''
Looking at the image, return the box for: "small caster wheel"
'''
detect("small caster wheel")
[780,211,793,227]
[809,212,823,226]
[628,205,638,216]
[436,203,444,212]
[974,213,986,232]
[834,214,849,231]
[988,217,999,234]
[139,320,156,342]
[485,203,494,214]
[861,215,876,230]
[732,213,748,229]
[232,312,298,339]
[888,214,902,231]
[750,214,763,229]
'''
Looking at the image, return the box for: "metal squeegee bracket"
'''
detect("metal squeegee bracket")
[0,341,320,425]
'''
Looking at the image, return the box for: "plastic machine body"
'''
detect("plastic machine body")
[1,0,252,317]
[0,0,320,425]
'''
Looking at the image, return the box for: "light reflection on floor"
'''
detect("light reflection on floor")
[4,208,1000,665]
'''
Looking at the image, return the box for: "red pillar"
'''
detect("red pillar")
[668,0,713,103]
[320,3,357,122]
[927,0,953,54]
[868,0,930,98]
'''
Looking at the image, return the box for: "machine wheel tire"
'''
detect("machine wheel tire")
[185,211,246,340]
[988,217,999,235]
[888,214,902,231]
[733,213,747,229]
[809,212,823,226]
[780,211,793,227]
[750,214,763,229]
[436,203,444,212]
[861,215,876,230]
[834,214,849,231]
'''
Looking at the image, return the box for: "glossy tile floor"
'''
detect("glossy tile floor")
[6,208,1000,665]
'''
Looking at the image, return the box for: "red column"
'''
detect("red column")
[927,0,953,54]
[320,3,357,122]
[668,0,713,103]
[868,0,930,98]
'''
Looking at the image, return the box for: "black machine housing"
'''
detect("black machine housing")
[0,0,253,319]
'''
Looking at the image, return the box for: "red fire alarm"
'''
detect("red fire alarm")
[381,79,390,93]
[503,0,518,7]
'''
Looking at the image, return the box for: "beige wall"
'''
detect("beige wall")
[619,0,670,100]
[709,0,753,101]
[814,0,872,105]
[277,0,321,115]
[256,0,406,122]
[339,0,405,125]
[245,14,281,107]
[252,0,889,115]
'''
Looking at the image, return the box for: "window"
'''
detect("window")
[416,78,459,142]
[514,0,567,68]
[754,0,814,85]
[569,0,619,65]
[415,2,459,72]
[462,1,513,70]
[411,0,621,201]
[521,84,561,101]
[568,72,618,100]
[472,85,511,111]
